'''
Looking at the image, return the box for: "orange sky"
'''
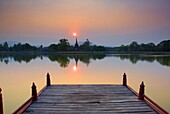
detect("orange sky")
[0,0,170,46]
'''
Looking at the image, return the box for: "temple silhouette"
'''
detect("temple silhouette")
[74,37,79,51]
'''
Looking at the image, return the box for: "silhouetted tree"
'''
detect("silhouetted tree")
[58,38,70,51]
[92,45,105,51]
[129,41,139,51]
[12,43,22,51]
[38,45,43,51]
[3,42,9,51]
[157,40,170,51]
[0,44,3,51]
[11,43,37,51]
[139,43,156,51]
[48,44,58,52]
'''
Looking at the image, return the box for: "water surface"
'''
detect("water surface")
[0,53,170,113]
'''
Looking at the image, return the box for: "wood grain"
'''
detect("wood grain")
[23,85,157,114]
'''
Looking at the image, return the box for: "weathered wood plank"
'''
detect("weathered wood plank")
[23,85,157,114]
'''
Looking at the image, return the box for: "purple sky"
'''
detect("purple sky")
[0,0,170,46]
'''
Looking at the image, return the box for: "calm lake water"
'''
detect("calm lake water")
[0,53,170,113]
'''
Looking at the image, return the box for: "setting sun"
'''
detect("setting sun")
[73,33,77,37]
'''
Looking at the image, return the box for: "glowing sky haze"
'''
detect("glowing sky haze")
[0,0,170,46]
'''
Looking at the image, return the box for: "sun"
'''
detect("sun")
[73,65,77,71]
[73,33,77,37]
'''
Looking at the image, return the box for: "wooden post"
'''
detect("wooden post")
[32,83,37,101]
[46,73,51,86]
[0,88,3,114]
[138,81,145,100]
[123,73,127,86]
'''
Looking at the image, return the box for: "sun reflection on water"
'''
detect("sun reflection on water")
[73,65,77,71]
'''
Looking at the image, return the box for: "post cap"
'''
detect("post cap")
[123,73,127,78]
[140,81,145,87]
[123,73,127,86]
[32,82,36,88]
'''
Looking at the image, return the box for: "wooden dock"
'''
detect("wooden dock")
[23,84,157,114]
[10,73,168,114]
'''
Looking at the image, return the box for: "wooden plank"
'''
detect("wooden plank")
[23,85,157,114]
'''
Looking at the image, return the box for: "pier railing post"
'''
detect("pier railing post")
[32,83,37,101]
[123,73,127,86]
[138,81,145,100]
[46,73,51,86]
[0,88,3,114]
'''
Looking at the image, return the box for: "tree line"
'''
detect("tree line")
[0,38,105,52]
[0,42,38,52]
[0,39,170,52]
[107,40,170,52]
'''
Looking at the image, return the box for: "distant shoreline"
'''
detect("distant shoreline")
[1,51,170,55]
[1,39,170,53]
